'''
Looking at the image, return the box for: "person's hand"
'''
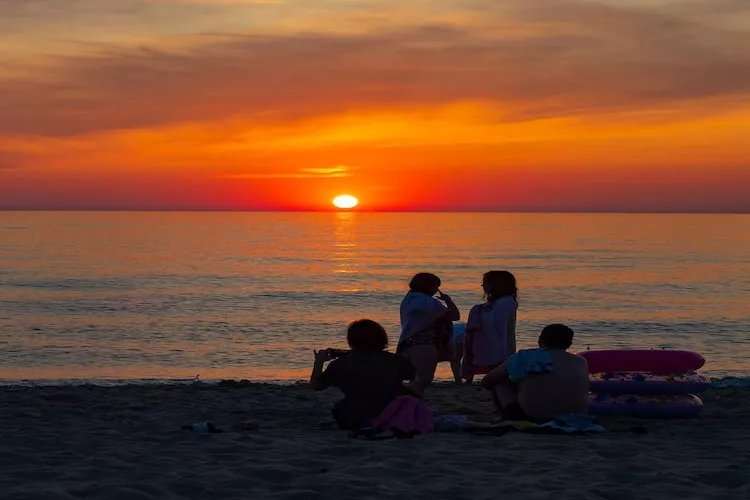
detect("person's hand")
[480,374,494,390]
[437,290,451,301]
[314,349,333,363]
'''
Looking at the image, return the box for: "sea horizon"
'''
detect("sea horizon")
[2,209,749,215]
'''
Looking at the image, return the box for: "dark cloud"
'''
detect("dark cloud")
[1,1,749,137]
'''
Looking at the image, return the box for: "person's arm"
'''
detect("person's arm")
[309,350,333,391]
[481,362,509,389]
[506,312,517,355]
[465,305,481,333]
[437,291,460,321]
[462,306,479,375]
[399,355,417,382]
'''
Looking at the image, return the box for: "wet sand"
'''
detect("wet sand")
[1,383,748,500]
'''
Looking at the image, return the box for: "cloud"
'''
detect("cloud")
[299,166,351,175]
[223,165,354,179]
[0,1,749,138]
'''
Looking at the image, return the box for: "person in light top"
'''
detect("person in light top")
[398,273,460,393]
[462,271,518,383]
[447,321,467,384]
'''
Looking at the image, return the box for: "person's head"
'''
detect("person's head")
[346,319,389,351]
[482,270,517,303]
[538,324,575,350]
[409,272,441,296]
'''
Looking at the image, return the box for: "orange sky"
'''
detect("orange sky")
[1,0,749,212]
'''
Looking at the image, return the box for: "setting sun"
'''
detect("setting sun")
[332,195,359,210]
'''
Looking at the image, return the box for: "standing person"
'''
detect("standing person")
[398,273,460,393]
[449,321,467,384]
[463,271,518,383]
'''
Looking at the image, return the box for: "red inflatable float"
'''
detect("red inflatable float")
[578,349,705,374]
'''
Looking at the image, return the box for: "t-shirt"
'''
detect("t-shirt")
[465,296,517,367]
[318,350,416,430]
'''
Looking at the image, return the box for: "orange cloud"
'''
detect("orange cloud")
[223,166,354,179]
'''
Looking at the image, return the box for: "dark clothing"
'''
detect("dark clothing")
[318,350,416,430]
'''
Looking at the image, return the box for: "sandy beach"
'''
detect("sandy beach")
[1,382,748,500]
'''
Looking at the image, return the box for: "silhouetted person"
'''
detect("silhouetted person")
[310,319,416,430]
[481,324,589,421]
[463,270,518,383]
[398,273,460,393]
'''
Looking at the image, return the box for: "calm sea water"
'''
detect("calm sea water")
[1,212,749,383]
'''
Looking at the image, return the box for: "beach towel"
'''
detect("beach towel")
[433,413,603,435]
[539,414,604,433]
[371,395,434,434]
[507,348,553,381]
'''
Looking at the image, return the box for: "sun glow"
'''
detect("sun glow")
[332,194,359,209]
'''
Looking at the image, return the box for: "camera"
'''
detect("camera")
[327,348,351,358]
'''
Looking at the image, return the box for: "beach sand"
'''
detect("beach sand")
[1,383,748,500]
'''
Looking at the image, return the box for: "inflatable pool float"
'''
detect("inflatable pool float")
[588,393,703,418]
[579,349,705,374]
[590,371,711,395]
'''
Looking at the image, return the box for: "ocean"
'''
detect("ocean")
[0,211,748,384]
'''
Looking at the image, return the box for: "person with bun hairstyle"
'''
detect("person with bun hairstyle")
[398,273,460,393]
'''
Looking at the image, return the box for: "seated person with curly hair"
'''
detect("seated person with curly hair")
[310,319,417,430]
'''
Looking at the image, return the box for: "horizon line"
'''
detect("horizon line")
[1,209,748,215]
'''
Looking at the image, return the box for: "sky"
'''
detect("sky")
[0,0,749,212]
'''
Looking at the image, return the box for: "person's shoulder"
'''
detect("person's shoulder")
[401,291,423,305]
[400,292,414,307]
[579,356,589,369]
[405,292,440,309]
[497,296,516,307]
[560,350,589,367]
[490,296,516,314]
[469,303,483,315]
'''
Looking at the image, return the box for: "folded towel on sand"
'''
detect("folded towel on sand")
[507,348,553,381]
[540,414,604,433]
[433,413,603,435]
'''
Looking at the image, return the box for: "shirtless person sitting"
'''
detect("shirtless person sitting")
[481,324,589,422]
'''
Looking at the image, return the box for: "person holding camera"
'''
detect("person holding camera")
[310,319,416,431]
[398,273,460,393]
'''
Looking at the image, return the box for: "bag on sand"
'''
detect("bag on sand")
[371,395,434,434]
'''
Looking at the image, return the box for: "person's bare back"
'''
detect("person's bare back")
[481,324,591,422]
[517,349,589,421]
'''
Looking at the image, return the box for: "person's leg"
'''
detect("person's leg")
[491,380,519,415]
[450,342,464,384]
[406,345,439,394]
